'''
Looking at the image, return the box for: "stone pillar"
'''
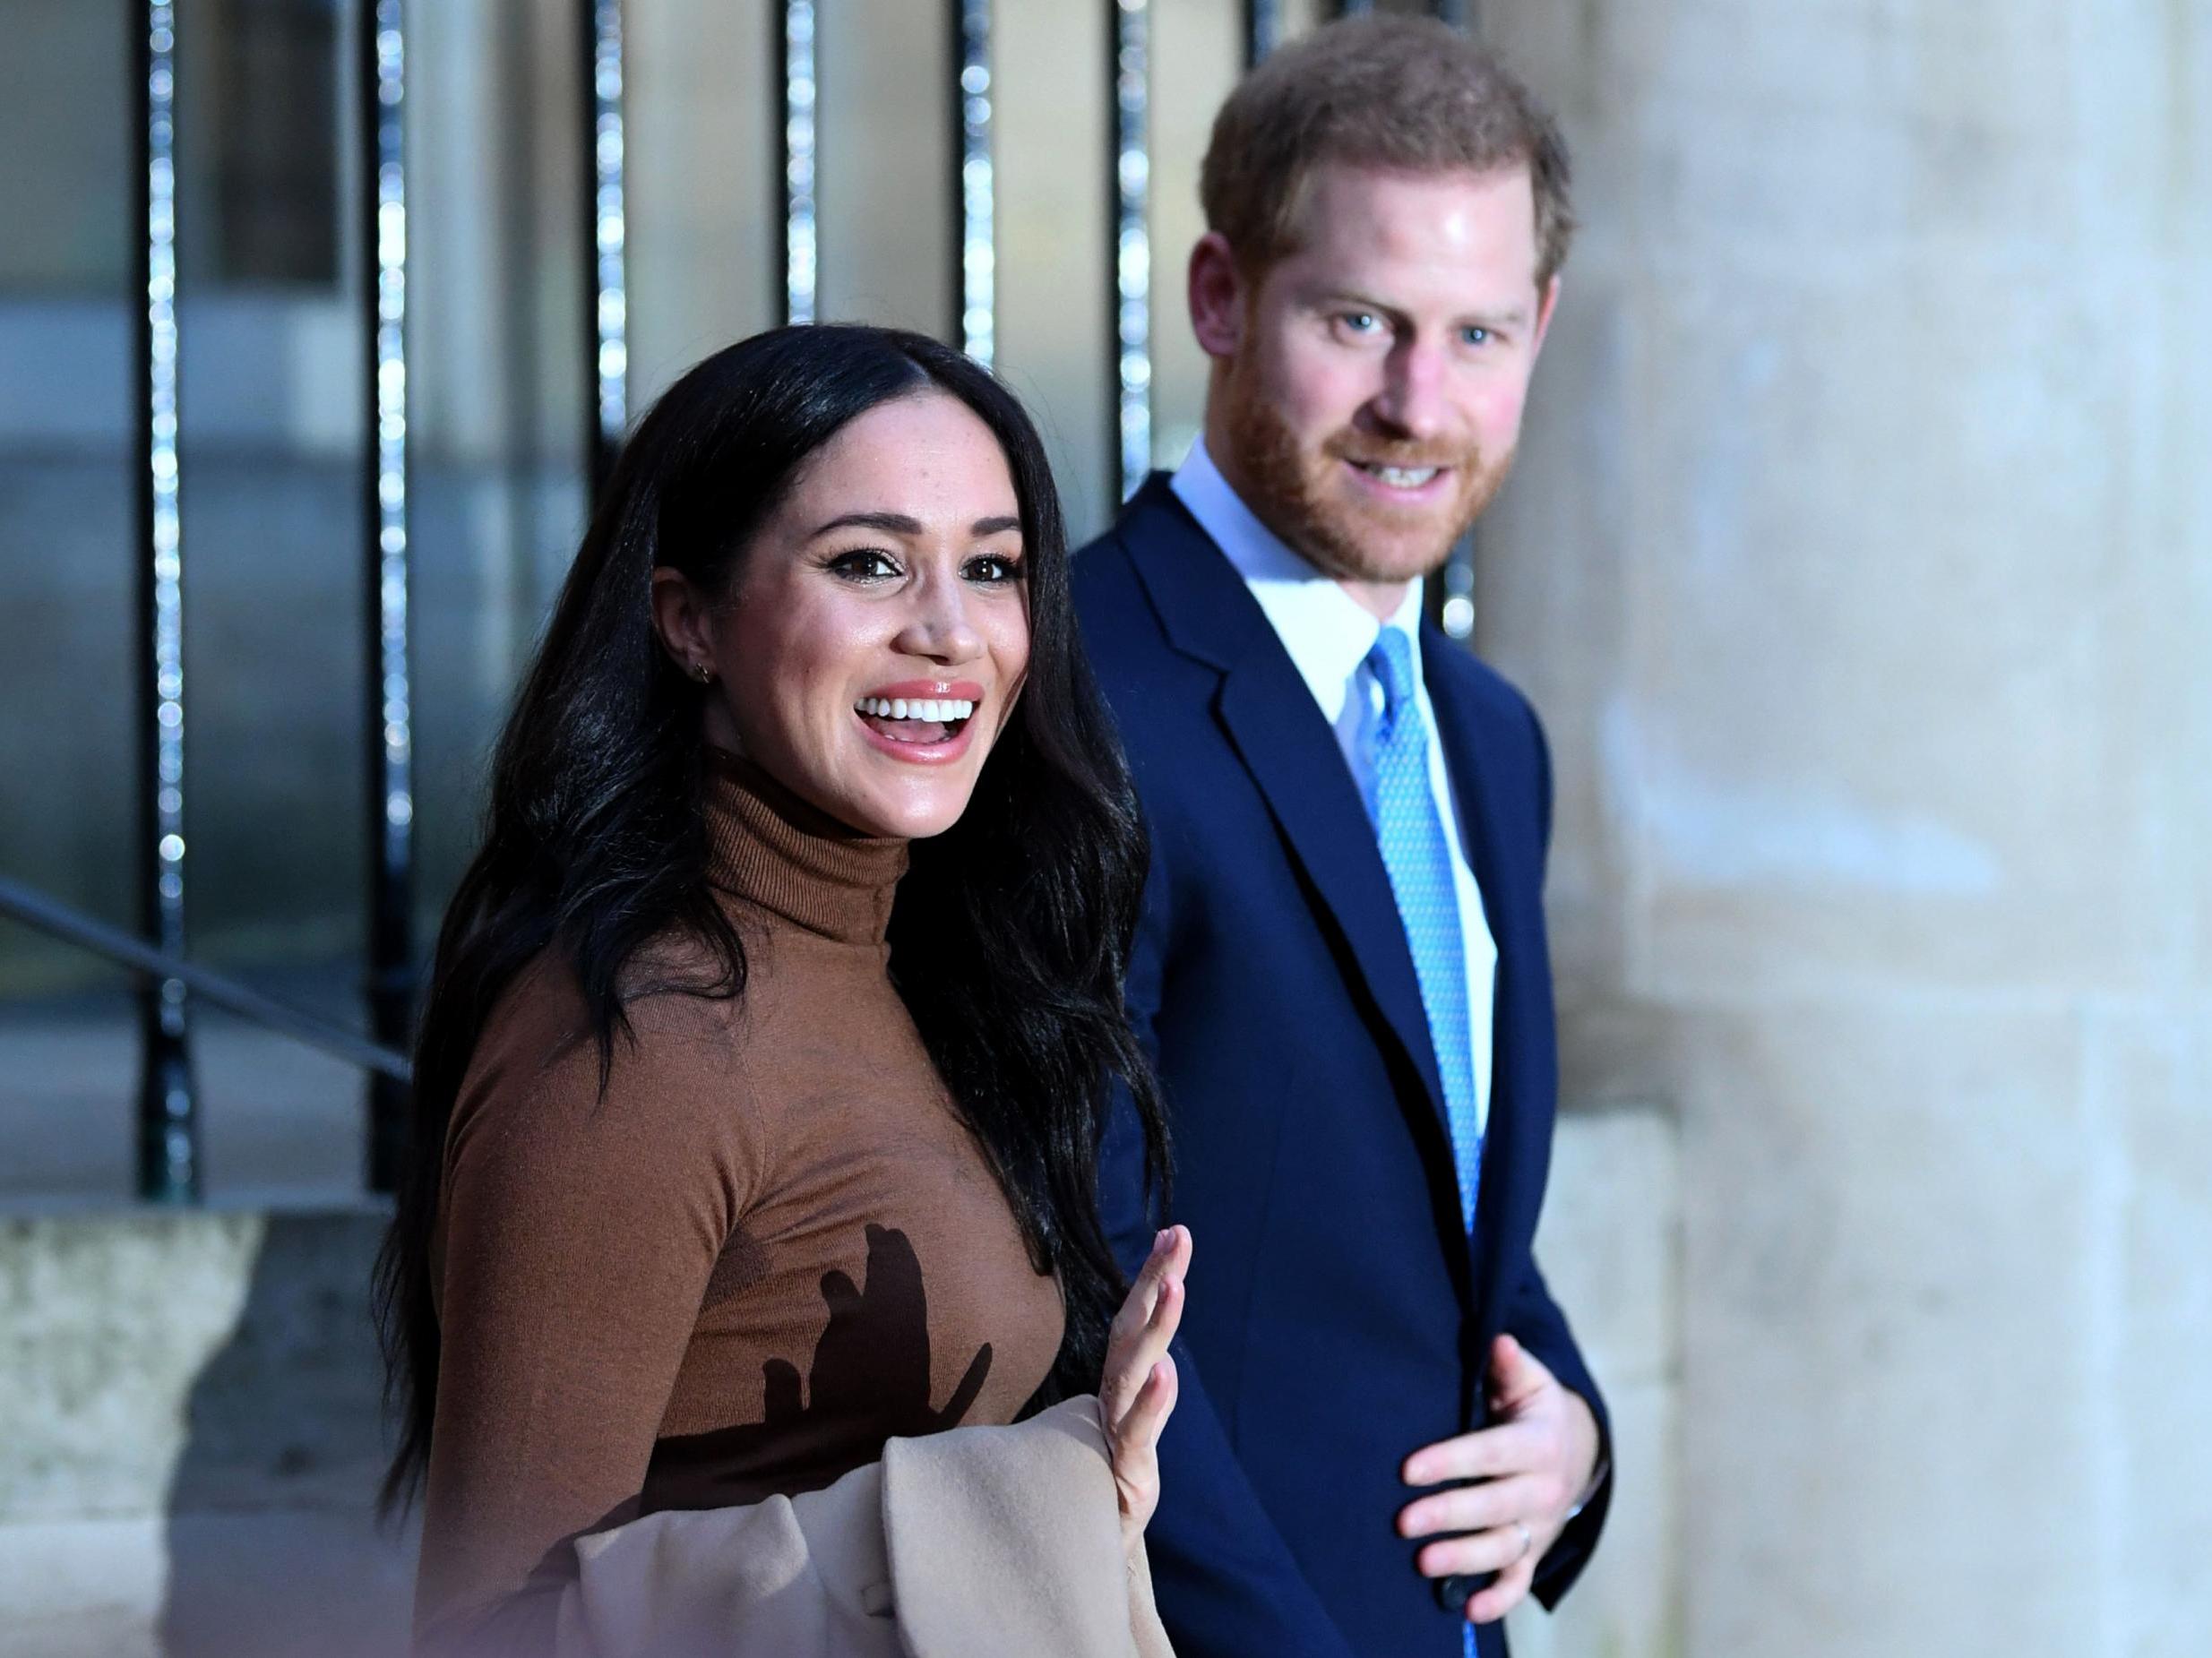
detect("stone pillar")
[1476,3,2212,1654]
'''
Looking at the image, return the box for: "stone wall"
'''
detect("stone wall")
[1478,3,2212,1654]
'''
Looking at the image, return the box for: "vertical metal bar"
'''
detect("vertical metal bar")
[951,0,994,366]
[1243,0,1282,65]
[363,0,415,1192]
[1109,0,1151,502]
[779,1,819,326]
[1433,535,1478,639]
[1432,0,1477,639]
[134,0,196,1203]
[582,0,628,495]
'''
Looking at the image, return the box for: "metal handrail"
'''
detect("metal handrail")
[0,874,411,1084]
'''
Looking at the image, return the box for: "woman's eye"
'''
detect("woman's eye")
[964,553,1025,584]
[828,548,902,581]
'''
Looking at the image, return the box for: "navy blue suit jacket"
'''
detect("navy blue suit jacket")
[1075,479,1611,1658]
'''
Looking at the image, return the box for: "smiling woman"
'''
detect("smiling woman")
[369,325,1182,1655]
[649,391,1035,836]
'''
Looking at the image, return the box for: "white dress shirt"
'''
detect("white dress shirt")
[1171,436,1498,1139]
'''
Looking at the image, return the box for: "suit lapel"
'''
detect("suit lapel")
[1422,634,1527,1309]
[1213,670,1450,1121]
[1114,480,1450,1131]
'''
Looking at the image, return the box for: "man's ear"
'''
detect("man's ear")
[650,566,716,680]
[1188,232,1246,361]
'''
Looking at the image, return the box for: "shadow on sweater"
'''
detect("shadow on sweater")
[650,1223,994,1509]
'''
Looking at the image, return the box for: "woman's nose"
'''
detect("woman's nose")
[892,576,986,664]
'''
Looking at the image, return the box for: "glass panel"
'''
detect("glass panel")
[994,0,1111,540]
[185,0,345,288]
[625,0,778,408]
[0,1,133,290]
[1151,0,1242,469]
[0,1,145,1198]
[815,0,953,339]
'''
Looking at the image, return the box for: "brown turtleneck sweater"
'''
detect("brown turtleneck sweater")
[413,753,1065,1650]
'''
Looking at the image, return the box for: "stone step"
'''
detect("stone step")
[0,1204,410,1658]
[0,1110,1680,1658]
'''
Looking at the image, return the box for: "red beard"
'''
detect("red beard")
[1222,366,1513,585]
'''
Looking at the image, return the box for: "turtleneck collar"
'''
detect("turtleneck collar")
[703,749,908,947]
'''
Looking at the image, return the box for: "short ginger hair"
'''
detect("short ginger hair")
[1200,15,1575,290]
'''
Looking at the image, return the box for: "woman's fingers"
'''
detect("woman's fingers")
[1118,1353,1179,1453]
[1107,1355,1179,1533]
[1102,1226,1191,1537]
[1103,1225,1190,1426]
[1112,1248,1185,1429]
[1123,1225,1189,1328]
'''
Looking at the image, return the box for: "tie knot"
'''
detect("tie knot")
[1366,625,1419,716]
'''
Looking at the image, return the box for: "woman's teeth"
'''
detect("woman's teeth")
[854,696,976,722]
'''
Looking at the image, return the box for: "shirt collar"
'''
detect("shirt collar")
[1170,435,1426,724]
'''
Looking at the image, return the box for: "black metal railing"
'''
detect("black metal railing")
[779,1,819,327]
[360,0,416,1196]
[132,2,194,1202]
[582,0,630,502]
[0,877,410,1086]
[951,0,994,366]
[90,0,1484,1205]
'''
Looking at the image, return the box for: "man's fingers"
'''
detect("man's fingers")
[1402,1421,1544,1487]
[1464,1551,1538,1625]
[1416,1522,1531,1581]
[1396,1473,1543,1540]
[1485,1334,1554,1413]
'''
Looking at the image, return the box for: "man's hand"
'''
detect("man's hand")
[1396,1335,1602,1625]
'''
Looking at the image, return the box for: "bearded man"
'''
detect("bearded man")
[1073,18,1612,1658]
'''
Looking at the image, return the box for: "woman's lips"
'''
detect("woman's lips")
[854,706,978,764]
[850,679,986,765]
[860,678,986,702]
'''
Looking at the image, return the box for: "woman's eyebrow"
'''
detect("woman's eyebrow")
[807,511,1021,538]
[810,510,924,537]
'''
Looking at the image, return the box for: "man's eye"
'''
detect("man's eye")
[1463,325,1493,347]
[1339,311,1381,334]
[964,553,1025,583]
[829,549,901,580]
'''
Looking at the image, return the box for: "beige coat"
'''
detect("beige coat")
[545,1396,1175,1658]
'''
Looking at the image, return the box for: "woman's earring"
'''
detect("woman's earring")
[693,662,713,684]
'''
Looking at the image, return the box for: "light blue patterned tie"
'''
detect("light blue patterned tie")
[1364,625,1481,1235]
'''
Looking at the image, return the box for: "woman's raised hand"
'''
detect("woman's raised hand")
[1100,1224,1192,1549]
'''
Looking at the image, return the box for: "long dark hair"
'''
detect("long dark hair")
[372,325,1167,1515]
